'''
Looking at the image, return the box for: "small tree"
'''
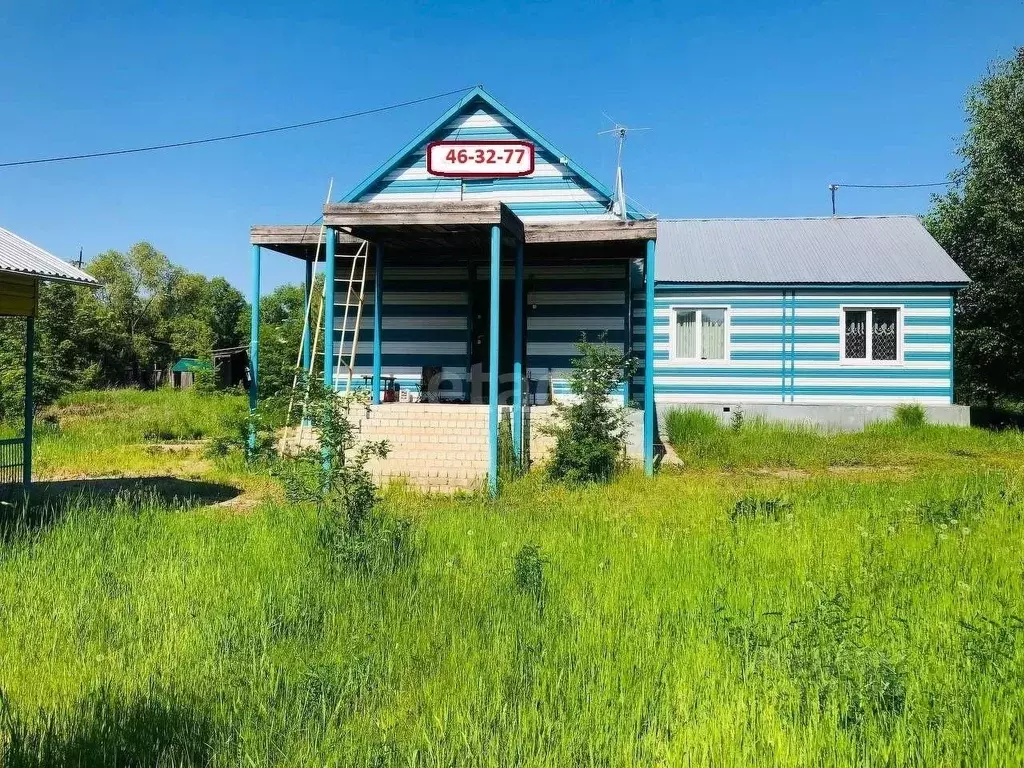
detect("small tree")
[544,335,638,485]
[277,379,412,572]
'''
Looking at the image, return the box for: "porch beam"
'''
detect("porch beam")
[324,228,336,391]
[324,201,524,241]
[488,225,501,497]
[372,244,383,404]
[524,219,657,244]
[513,239,524,462]
[644,238,656,476]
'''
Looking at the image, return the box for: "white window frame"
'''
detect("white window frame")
[840,305,904,365]
[669,306,731,363]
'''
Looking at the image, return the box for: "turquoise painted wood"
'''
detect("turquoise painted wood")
[341,87,639,218]
[324,229,336,390]
[23,316,34,489]
[488,225,501,496]
[302,258,313,374]
[644,239,655,476]
[248,246,260,417]
[372,245,383,404]
[641,286,956,405]
[513,240,524,461]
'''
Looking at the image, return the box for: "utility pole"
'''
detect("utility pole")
[829,184,839,216]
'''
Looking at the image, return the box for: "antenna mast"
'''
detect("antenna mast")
[599,116,650,221]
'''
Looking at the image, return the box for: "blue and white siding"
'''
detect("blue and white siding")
[525,262,629,403]
[332,259,470,400]
[353,100,619,222]
[331,259,630,403]
[634,286,955,406]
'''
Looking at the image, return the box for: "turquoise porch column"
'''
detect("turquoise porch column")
[248,244,261,451]
[643,238,655,476]
[372,244,383,404]
[488,225,501,496]
[23,316,34,489]
[512,239,524,462]
[324,227,336,391]
[302,257,313,373]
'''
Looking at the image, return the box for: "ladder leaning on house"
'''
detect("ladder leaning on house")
[334,240,370,395]
[286,235,370,449]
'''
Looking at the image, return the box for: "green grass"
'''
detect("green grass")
[664,406,1024,472]
[0,392,1022,765]
[30,387,248,479]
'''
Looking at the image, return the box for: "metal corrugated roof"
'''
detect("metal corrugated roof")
[0,227,98,286]
[655,216,970,285]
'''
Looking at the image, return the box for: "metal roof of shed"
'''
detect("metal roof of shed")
[0,227,98,286]
[655,216,969,285]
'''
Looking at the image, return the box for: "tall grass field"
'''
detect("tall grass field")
[0,391,1022,765]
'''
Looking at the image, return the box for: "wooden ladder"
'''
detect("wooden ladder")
[333,240,370,394]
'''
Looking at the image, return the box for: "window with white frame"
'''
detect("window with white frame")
[672,307,728,361]
[842,307,901,362]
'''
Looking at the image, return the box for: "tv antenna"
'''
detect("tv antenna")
[599,114,650,221]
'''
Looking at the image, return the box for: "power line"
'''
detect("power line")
[828,179,956,215]
[0,86,477,169]
[831,181,954,189]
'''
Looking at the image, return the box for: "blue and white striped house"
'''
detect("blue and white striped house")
[250,87,969,493]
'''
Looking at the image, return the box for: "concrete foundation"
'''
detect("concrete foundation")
[654,401,971,434]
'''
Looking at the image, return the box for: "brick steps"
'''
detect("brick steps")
[353,404,496,492]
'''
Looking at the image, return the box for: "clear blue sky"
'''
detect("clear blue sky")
[1,1,1021,292]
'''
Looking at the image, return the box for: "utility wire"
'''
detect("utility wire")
[830,181,954,189]
[0,86,476,169]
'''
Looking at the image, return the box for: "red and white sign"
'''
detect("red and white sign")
[426,140,535,178]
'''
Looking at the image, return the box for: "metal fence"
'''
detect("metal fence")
[0,438,24,486]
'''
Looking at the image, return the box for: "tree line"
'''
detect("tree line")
[0,242,310,422]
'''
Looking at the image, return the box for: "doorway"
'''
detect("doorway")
[469,279,517,404]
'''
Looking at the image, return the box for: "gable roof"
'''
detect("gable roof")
[655,216,969,286]
[341,87,640,219]
[0,227,98,286]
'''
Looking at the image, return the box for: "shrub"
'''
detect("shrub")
[513,543,547,615]
[543,335,638,485]
[893,403,927,428]
[277,381,413,573]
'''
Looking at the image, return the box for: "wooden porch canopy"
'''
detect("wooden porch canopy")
[247,201,659,495]
[251,201,656,258]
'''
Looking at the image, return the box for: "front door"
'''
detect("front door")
[470,280,516,404]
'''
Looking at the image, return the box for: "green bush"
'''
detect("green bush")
[893,403,927,428]
[543,335,638,485]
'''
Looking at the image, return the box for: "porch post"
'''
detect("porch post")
[23,316,34,490]
[512,239,524,462]
[248,244,260,450]
[324,227,336,391]
[488,225,501,496]
[624,258,633,406]
[302,257,313,373]
[644,238,655,476]
[372,244,383,404]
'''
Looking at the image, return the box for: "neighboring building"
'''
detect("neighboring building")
[250,87,969,493]
[171,358,211,389]
[0,227,98,492]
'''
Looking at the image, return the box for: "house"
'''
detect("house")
[0,227,98,492]
[171,358,211,389]
[249,87,968,493]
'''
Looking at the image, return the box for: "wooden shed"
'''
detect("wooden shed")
[0,227,98,491]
